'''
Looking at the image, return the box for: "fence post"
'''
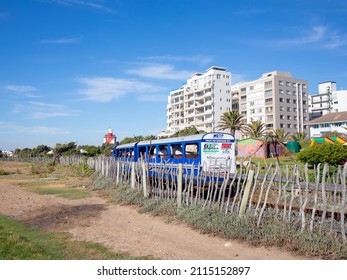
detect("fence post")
[142,161,148,198]
[239,166,254,218]
[131,162,136,189]
[116,161,120,185]
[177,164,183,208]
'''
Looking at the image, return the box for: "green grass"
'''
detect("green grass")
[0,214,148,260]
[19,181,91,200]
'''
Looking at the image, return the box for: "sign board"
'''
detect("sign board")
[201,132,236,174]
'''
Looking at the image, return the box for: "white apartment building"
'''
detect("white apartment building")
[308,81,347,120]
[234,71,308,135]
[306,111,347,137]
[164,66,232,135]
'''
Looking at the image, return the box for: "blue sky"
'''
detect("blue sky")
[1,0,347,150]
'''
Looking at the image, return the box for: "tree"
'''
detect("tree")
[35,144,51,156]
[170,126,204,137]
[53,142,77,164]
[144,135,157,140]
[243,119,267,138]
[271,128,291,143]
[297,143,347,166]
[291,132,307,141]
[101,143,115,156]
[217,111,245,137]
[81,145,101,157]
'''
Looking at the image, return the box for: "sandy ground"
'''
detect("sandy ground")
[0,177,307,260]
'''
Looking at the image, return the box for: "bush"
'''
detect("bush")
[297,143,347,166]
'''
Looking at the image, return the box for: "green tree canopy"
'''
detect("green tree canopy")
[270,128,291,143]
[243,119,267,138]
[297,143,347,166]
[217,111,245,137]
[170,126,204,137]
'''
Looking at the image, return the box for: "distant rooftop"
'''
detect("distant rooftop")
[207,66,227,72]
[306,111,347,125]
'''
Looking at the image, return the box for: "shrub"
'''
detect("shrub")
[297,144,347,166]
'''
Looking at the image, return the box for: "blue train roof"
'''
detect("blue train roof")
[116,132,234,149]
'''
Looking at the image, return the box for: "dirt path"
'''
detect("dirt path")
[0,178,308,260]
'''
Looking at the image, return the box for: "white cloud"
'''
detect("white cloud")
[4,84,37,92]
[137,94,168,102]
[77,76,164,102]
[143,55,214,65]
[38,36,82,44]
[0,122,68,135]
[44,0,117,13]
[126,64,193,80]
[261,25,346,49]
[11,101,78,119]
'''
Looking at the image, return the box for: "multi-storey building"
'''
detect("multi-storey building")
[233,71,309,135]
[308,81,347,120]
[164,66,232,135]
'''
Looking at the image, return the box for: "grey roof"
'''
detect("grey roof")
[306,111,347,125]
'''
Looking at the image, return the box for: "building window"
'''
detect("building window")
[287,107,291,112]
[279,81,283,86]
[265,89,273,96]
[287,98,291,103]
[217,74,221,79]
[286,82,291,87]
[280,123,284,128]
[279,98,284,102]
[287,115,291,120]
[280,106,284,111]
[280,115,284,120]
[287,124,291,128]
[286,90,291,95]
[279,89,284,94]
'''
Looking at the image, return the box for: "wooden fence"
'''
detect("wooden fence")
[59,155,347,240]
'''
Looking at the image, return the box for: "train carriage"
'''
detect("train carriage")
[114,132,236,175]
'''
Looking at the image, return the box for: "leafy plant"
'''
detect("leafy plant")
[297,143,347,166]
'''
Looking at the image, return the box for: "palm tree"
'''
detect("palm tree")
[243,119,267,138]
[217,111,246,137]
[271,128,291,143]
[291,132,307,141]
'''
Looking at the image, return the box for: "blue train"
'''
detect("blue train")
[114,132,236,174]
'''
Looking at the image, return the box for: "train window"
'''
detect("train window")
[129,148,134,158]
[158,145,168,158]
[139,146,147,159]
[185,143,199,158]
[148,146,156,158]
[121,149,128,157]
[171,144,182,158]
